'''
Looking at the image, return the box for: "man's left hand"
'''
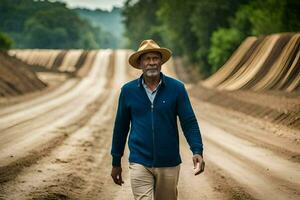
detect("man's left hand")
[193,154,205,175]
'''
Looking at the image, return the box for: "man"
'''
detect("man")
[111,39,205,200]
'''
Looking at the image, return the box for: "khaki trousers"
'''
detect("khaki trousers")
[129,162,180,200]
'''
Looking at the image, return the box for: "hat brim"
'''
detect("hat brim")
[128,48,172,69]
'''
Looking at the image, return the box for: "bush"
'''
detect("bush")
[208,28,243,73]
[0,32,13,50]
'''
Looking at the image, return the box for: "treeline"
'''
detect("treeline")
[123,0,300,77]
[0,0,113,49]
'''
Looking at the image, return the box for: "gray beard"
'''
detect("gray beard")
[145,65,160,77]
[145,69,160,77]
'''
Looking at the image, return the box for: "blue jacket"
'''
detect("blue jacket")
[111,72,203,167]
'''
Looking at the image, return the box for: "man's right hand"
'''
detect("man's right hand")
[111,166,124,186]
[193,154,205,175]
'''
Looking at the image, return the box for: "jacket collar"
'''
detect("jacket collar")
[137,72,166,88]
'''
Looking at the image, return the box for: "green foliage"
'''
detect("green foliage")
[123,0,247,76]
[122,0,164,49]
[247,0,285,35]
[189,0,245,75]
[0,32,13,50]
[283,0,300,31]
[208,28,243,72]
[228,4,252,36]
[23,16,69,48]
[207,0,300,73]
[207,3,252,71]
[157,0,198,60]
[122,0,299,77]
[241,0,300,36]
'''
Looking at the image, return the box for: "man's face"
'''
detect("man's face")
[139,52,162,78]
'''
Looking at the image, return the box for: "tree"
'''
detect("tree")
[122,0,163,49]
[157,0,198,59]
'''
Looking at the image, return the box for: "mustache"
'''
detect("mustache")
[146,65,159,70]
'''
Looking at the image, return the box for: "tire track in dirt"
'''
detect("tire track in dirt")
[190,98,300,200]
[0,50,113,184]
[0,50,112,132]
[193,99,300,162]
[0,78,79,117]
[178,133,257,200]
[0,50,111,149]
[0,50,128,200]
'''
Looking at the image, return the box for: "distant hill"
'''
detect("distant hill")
[74,7,125,48]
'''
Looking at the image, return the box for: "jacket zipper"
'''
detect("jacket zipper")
[151,102,155,167]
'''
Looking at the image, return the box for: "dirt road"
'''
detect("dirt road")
[0,50,299,200]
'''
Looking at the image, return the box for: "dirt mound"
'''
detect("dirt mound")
[202,32,300,92]
[191,83,300,132]
[9,49,97,77]
[0,52,46,97]
[174,44,300,132]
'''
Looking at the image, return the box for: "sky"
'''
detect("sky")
[50,0,127,11]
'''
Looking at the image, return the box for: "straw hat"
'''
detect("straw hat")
[129,39,172,69]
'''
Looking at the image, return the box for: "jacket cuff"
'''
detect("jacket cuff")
[193,150,203,157]
[112,156,121,167]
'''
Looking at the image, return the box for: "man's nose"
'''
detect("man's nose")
[149,58,156,65]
